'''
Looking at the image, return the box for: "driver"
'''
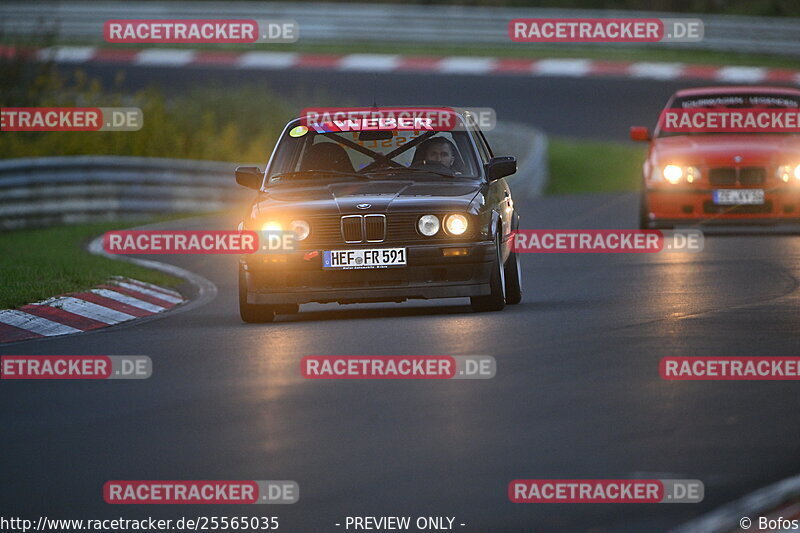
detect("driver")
[416,136,457,169]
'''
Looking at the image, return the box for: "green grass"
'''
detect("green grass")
[547,137,646,194]
[0,221,183,310]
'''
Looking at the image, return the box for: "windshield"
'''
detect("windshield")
[656,92,800,138]
[265,123,481,185]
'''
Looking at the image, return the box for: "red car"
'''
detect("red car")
[631,86,800,229]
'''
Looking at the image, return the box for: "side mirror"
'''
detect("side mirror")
[486,156,517,181]
[235,166,263,190]
[630,126,651,142]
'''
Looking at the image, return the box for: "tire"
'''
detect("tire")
[638,193,650,230]
[504,248,522,305]
[471,233,506,312]
[239,265,275,323]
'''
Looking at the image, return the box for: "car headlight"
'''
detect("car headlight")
[777,165,800,183]
[661,165,700,184]
[444,214,468,235]
[261,221,283,232]
[663,165,683,184]
[290,219,310,241]
[418,215,440,236]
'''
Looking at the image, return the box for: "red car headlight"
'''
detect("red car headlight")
[777,165,800,183]
[660,165,701,184]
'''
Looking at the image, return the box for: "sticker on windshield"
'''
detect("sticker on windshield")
[289,125,308,137]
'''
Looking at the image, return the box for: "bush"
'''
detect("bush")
[0,48,294,162]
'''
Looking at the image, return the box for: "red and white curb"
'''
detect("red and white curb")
[4,46,799,85]
[0,277,184,344]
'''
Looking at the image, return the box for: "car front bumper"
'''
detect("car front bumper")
[645,188,800,223]
[241,241,495,304]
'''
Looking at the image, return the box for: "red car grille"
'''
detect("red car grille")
[709,167,766,186]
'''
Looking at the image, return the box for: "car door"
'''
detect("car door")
[467,114,514,262]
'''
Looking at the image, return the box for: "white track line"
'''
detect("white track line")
[37,46,96,63]
[629,62,684,80]
[438,56,495,75]
[133,49,196,66]
[90,288,166,313]
[237,51,298,69]
[0,310,82,336]
[715,66,767,83]
[113,277,183,299]
[89,236,218,321]
[19,46,800,85]
[339,54,400,72]
[111,282,184,304]
[534,59,592,77]
[44,297,136,324]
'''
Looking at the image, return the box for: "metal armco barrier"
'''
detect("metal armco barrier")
[0,156,249,230]
[0,2,798,56]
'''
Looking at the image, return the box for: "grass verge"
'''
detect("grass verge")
[547,137,646,194]
[0,221,183,310]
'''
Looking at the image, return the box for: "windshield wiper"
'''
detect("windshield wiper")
[368,167,456,179]
[270,170,373,181]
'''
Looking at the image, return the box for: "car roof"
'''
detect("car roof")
[674,86,800,98]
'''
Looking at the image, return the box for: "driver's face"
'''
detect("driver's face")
[425,143,455,167]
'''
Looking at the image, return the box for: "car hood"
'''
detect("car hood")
[652,134,800,166]
[254,179,483,216]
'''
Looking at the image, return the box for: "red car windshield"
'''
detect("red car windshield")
[656,93,800,137]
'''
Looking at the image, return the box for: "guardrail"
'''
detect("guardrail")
[1,1,798,56]
[0,156,249,230]
[0,123,548,230]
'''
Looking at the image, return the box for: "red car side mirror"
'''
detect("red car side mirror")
[629,126,651,142]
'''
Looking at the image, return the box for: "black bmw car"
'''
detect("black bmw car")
[234,108,521,323]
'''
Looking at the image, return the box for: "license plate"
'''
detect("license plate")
[323,248,407,269]
[713,189,764,205]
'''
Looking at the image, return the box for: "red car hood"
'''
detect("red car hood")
[652,134,800,166]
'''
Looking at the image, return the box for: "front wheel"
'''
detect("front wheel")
[239,265,275,323]
[504,247,522,305]
[471,234,506,312]
[638,193,650,230]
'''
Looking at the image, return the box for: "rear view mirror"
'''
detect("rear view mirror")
[235,166,263,189]
[629,126,651,142]
[486,156,517,181]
